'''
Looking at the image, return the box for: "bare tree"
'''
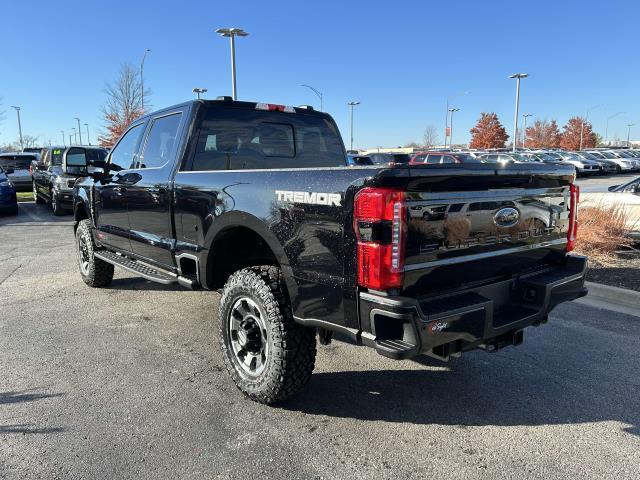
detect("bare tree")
[98,63,150,147]
[21,135,40,149]
[422,125,439,149]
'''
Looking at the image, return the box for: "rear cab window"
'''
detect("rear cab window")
[188,106,345,171]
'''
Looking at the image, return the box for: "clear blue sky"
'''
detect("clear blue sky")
[1,0,639,149]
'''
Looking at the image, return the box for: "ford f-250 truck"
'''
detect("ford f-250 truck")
[72,98,587,404]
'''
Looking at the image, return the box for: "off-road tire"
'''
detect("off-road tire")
[75,219,114,287]
[50,188,65,216]
[218,266,317,404]
[33,182,45,204]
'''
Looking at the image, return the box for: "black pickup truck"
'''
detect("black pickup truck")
[73,98,587,404]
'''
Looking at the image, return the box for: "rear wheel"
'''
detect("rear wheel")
[75,219,114,287]
[218,266,317,404]
[33,182,45,204]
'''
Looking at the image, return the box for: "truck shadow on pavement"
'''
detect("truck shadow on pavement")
[0,424,64,434]
[284,353,640,436]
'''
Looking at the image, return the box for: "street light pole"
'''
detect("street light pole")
[216,28,249,101]
[300,84,323,111]
[74,117,82,144]
[445,91,469,148]
[61,130,65,146]
[348,101,360,151]
[627,123,635,148]
[448,108,460,148]
[605,112,625,146]
[140,48,150,113]
[10,106,23,151]
[84,123,91,145]
[522,113,532,148]
[72,128,77,145]
[192,88,208,99]
[69,134,73,146]
[509,73,528,153]
[579,104,599,150]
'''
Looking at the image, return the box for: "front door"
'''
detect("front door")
[94,122,146,252]
[126,110,186,267]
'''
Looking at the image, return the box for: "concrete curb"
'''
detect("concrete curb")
[575,281,640,318]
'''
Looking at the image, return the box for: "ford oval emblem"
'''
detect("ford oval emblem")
[494,207,520,228]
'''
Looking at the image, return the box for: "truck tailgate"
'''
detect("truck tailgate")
[400,164,575,296]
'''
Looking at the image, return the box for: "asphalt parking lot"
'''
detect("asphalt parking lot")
[1,198,640,480]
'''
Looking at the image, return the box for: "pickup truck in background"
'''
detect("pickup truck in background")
[72,98,587,404]
[32,145,108,215]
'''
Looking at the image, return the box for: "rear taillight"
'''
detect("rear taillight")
[566,184,579,252]
[354,187,406,290]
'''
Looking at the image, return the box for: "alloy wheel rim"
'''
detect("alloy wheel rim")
[77,235,90,275]
[228,296,269,377]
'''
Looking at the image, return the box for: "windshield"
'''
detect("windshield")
[578,152,597,160]
[600,151,617,159]
[543,152,563,160]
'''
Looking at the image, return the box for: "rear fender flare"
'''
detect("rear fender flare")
[202,211,297,299]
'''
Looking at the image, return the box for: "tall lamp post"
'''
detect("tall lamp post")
[10,106,23,151]
[605,111,625,146]
[215,27,249,101]
[69,134,73,146]
[627,123,635,148]
[84,123,91,145]
[522,113,532,148]
[74,117,82,144]
[61,130,65,146]
[348,101,360,151]
[300,84,323,111]
[579,104,599,150]
[509,73,528,152]
[445,91,469,148]
[140,48,150,113]
[72,127,77,145]
[192,88,208,99]
[448,108,460,148]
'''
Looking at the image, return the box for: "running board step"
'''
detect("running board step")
[375,339,416,359]
[94,251,178,285]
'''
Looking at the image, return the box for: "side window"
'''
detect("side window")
[448,203,464,213]
[109,123,145,171]
[442,155,456,164]
[138,113,182,169]
[426,154,442,164]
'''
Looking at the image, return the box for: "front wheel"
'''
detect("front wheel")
[50,188,65,216]
[75,219,114,287]
[218,266,317,404]
[33,182,45,204]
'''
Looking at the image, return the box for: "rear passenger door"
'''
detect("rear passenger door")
[125,108,187,267]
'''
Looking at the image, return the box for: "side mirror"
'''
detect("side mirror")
[608,185,620,192]
[4,167,14,175]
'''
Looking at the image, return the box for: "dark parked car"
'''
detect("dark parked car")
[0,152,37,191]
[368,152,411,165]
[72,98,587,404]
[346,154,373,166]
[32,146,108,215]
[0,165,18,215]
